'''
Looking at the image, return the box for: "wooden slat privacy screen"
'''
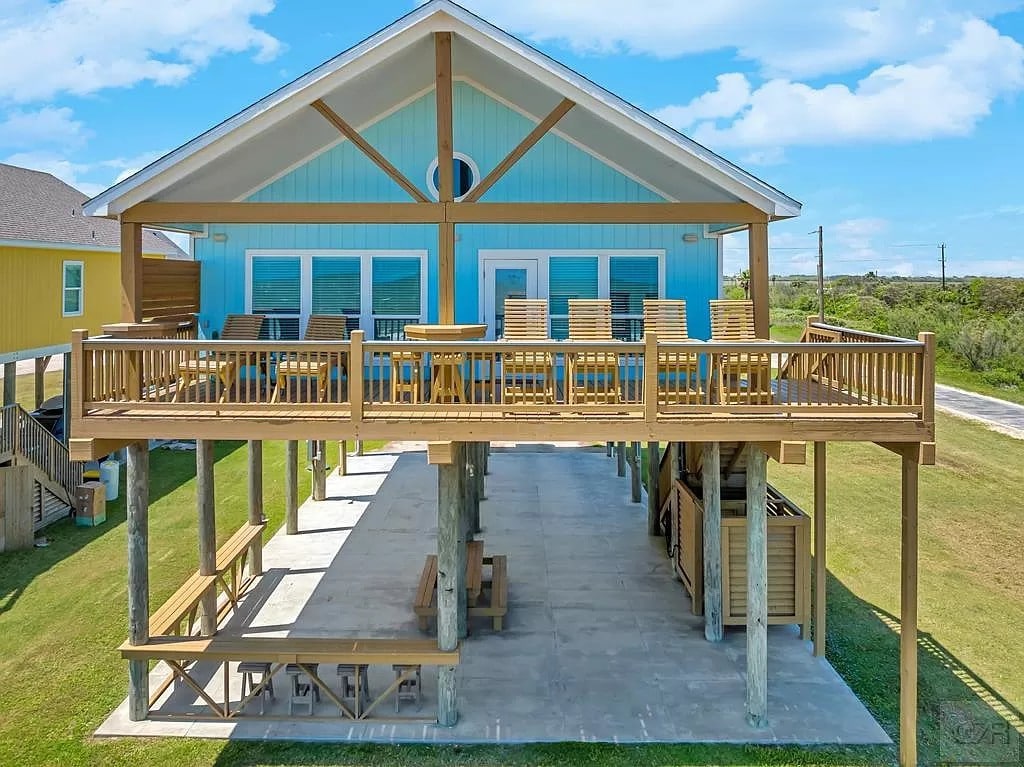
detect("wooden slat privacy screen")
[141,259,200,322]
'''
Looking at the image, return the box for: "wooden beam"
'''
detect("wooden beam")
[311,440,327,502]
[196,439,217,637]
[123,202,444,225]
[813,442,826,658]
[69,437,134,462]
[247,440,264,576]
[463,98,575,203]
[756,440,806,465]
[745,445,768,728]
[427,441,455,465]
[435,31,454,203]
[438,222,455,323]
[285,440,298,535]
[723,441,747,479]
[646,442,660,535]
[121,221,143,323]
[616,441,626,477]
[748,222,770,339]
[436,440,463,726]
[2,362,14,407]
[876,441,935,465]
[702,442,723,642]
[126,441,150,721]
[449,202,768,224]
[310,99,430,203]
[900,452,919,767]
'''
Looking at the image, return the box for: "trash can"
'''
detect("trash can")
[100,459,120,502]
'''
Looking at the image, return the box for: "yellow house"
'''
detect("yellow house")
[0,162,185,401]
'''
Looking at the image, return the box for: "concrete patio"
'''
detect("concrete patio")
[97,444,889,745]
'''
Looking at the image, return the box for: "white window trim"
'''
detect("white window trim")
[426,151,481,202]
[62,260,84,317]
[245,250,428,339]
[477,249,665,335]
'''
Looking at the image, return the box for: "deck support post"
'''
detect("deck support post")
[285,440,298,535]
[647,442,660,535]
[813,441,826,656]
[126,441,150,721]
[33,356,50,409]
[311,440,327,502]
[436,439,464,726]
[2,362,14,406]
[338,441,348,476]
[745,445,769,728]
[476,442,487,502]
[616,442,626,477]
[247,440,264,576]
[900,450,919,767]
[196,439,217,637]
[748,221,770,339]
[629,442,641,502]
[702,442,723,641]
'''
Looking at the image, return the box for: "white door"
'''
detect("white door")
[482,259,540,339]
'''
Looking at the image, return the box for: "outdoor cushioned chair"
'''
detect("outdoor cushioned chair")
[643,299,703,404]
[501,298,556,404]
[174,314,265,402]
[271,315,348,403]
[567,299,621,404]
[709,299,773,404]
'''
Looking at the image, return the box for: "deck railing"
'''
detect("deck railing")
[1,403,83,503]
[71,327,934,425]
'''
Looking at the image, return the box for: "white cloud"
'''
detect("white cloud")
[0,106,88,149]
[0,0,281,103]
[454,0,1020,79]
[656,20,1024,150]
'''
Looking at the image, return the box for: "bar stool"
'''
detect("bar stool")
[285,663,320,715]
[238,661,275,714]
[336,663,371,709]
[390,352,423,403]
[392,664,422,712]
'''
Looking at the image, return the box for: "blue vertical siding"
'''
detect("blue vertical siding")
[195,82,720,340]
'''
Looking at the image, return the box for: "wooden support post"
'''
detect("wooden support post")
[436,439,464,726]
[456,443,469,639]
[483,442,489,475]
[616,442,626,477]
[2,361,14,407]
[477,442,487,502]
[33,356,50,409]
[338,441,348,476]
[630,442,641,503]
[311,440,327,502]
[472,443,483,531]
[196,439,217,637]
[647,442,660,535]
[748,222,770,339]
[126,441,150,721]
[285,440,298,535]
[120,221,143,323]
[606,442,613,457]
[702,442,723,641]
[435,30,456,325]
[61,351,71,442]
[247,440,264,576]
[900,450,919,767]
[463,442,476,544]
[356,440,364,456]
[745,446,769,729]
[813,442,826,656]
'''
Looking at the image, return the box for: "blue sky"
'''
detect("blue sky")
[1,0,1022,277]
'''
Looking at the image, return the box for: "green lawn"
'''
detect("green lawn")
[0,424,1021,766]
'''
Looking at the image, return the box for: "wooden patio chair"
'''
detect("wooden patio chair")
[174,314,264,402]
[709,299,773,404]
[501,298,555,404]
[643,299,703,404]
[271,315,348,403]
[567,299,621,404]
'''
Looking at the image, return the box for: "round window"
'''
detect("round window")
[427,153,478,200]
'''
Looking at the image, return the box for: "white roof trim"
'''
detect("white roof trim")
[84,0,800,218]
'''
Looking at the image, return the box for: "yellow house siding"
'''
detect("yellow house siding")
[0,245,165,355]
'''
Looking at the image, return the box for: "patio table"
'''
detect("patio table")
[403,324,487,403]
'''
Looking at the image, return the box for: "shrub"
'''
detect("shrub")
[981,368,1023,389]
[952,319,1012,371]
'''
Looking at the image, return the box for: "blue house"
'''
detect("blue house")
[77,3,933,763]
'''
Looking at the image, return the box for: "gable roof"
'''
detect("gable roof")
[1,163,187,257]
[83,0,800,220]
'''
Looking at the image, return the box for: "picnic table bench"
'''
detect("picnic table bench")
[121,635,459,721]
[414,548,508,632]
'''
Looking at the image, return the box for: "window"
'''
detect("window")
[251,256,301,338]
[548,256,599,339]
[610,256,659,340]
[62,261,83,317]
[427,153,478,200]
[372,256,422,339]
[312,256,360,336]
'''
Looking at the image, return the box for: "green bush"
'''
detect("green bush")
[952,318,1013,371]
[981,368,1023,389]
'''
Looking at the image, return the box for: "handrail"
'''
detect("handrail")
[807,321,916,345]
[5,403,82,503]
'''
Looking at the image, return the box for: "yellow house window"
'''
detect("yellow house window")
[63,261,83,317]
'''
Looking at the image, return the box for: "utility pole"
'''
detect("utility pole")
[939,242,947,290]
[815,225,825,321]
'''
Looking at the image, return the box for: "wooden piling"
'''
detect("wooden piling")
[745,446,768,729]
[629,442,641,503]
[285,440,298,535]
[126,441,150,721]
[900,451,919,767]
[247,440,264,575]
[702,442,723,642]
[312,440,327,501]
[33,356,50,409]
[436,441,464,726]
[338,441,348,476]
[2,362,14,406]
[813,442,826,656]
[196,439,217,636]
[646,442,660,535]
[616,442,625,477]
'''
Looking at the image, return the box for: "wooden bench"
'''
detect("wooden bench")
[149,573,218,637]
[213,522,265,619]
[120,635,459,721]
[414,553,508,632]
